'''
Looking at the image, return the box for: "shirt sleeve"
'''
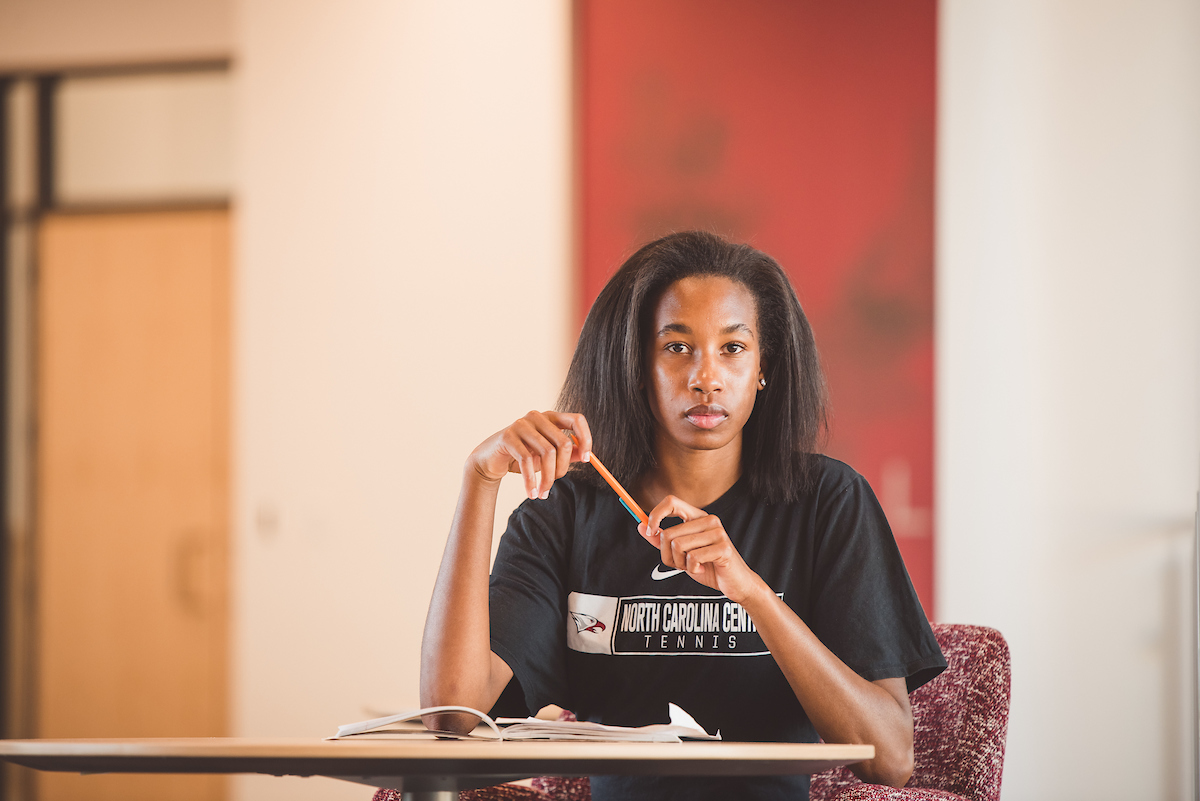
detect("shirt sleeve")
[488,486,574,715]
[807,469,946,692]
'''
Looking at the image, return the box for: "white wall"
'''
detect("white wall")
[938,2,1200,799]
[233,2,571,800]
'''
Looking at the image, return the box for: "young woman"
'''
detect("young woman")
[420,231,945,801]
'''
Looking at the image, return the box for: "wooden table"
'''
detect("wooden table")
[0,737,874,801]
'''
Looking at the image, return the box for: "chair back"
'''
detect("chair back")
[810,623,1011,801]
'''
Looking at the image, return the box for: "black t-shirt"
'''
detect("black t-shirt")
[488,455,945,801]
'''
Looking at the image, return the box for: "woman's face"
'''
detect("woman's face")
[644,275,765,456]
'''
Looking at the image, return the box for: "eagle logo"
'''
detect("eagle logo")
[569,611,606,634]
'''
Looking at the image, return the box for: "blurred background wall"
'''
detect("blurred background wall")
[578,0,938,613]
[235,1,571,799]
[0,2,1197,801]
[939,3,1199,799]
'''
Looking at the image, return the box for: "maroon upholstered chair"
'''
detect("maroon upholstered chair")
[809,624,1011,801]
[376,624,1010,801]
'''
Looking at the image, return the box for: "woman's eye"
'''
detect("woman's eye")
[725,343,746,354]
[666,343,688,354]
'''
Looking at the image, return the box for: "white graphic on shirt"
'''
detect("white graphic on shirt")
[566,592,619,654]
[569,611,606,634]
[651,565,685,581]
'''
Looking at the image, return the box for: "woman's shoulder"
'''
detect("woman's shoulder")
[800,453,870,499]
[738,454,870,512]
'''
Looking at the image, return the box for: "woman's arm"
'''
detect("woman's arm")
[419,469,515,734]
[740,588,914,786]
[642,497,914,787]
[420,411,591,734]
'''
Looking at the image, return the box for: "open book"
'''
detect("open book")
[333,703,720,743]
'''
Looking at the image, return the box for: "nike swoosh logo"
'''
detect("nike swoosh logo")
[651,565,685,581]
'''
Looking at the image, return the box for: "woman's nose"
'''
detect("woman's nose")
[689,354,722,393]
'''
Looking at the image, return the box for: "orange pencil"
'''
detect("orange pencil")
[568,433,649,526]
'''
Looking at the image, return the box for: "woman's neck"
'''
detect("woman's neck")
[637,432,743,510]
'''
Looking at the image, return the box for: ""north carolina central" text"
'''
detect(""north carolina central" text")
[618,600,758,633]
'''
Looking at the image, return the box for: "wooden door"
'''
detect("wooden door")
[35,209,229,801]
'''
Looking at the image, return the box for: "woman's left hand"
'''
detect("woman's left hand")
[638,496,767,604]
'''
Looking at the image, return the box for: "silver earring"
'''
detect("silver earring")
[758,378,766,388]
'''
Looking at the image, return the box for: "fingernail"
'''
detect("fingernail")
[583,452,591,462]
[540,490,549,500]
[529,489,538,500]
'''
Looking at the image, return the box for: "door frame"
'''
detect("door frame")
[0,61,231,801]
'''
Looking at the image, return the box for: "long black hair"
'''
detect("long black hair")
[558,231,828,503]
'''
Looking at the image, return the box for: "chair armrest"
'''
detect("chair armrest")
[832,786,968,801]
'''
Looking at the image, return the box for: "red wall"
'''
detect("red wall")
[578,0,937,615]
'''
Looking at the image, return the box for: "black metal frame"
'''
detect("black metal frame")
[0,78,11,778]
[34,76,55,213]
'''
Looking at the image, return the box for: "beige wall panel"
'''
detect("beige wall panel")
[57,72,234,205]
[36,210,229,801]
[0,0,231,72]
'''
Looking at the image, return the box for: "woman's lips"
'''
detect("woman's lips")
[685,405,728,429]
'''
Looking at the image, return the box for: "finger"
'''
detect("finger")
[663,529,723,571]
[656,515,723,541]
[659,522,685,569]
[557,412,593,462]
[522,413,556,498]
[550,411,593,463]
[520,412,561,499]
[663,527,724,558]
[501,428,540,500]
[506,417,546,460]
[651,498,703,568]
[660,534,679,569]
[682,543,734,575]
[648,495,706,534]
[574,414,594,461]
[638,520,661,547]
[527,413,574,481]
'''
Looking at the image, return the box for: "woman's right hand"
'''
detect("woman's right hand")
[468,411,593,500]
